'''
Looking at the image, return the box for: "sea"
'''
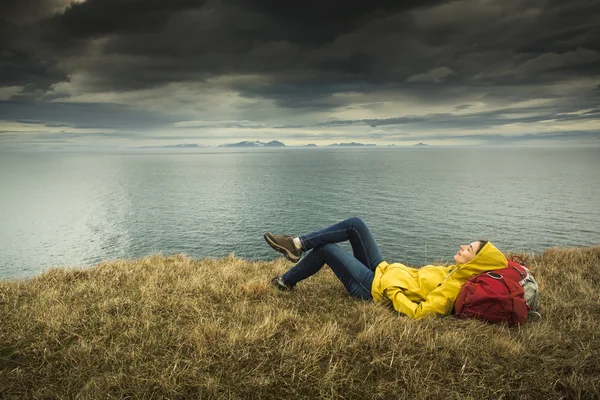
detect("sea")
[1,146,599,279]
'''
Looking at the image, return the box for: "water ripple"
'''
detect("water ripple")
[1,147,599,278]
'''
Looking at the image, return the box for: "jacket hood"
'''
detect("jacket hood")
[456,241,507,275]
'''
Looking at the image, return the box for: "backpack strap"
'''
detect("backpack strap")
[509,255,540,313]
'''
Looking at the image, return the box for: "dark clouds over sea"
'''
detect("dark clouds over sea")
[1,0,599,147]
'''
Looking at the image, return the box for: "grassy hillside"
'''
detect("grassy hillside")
[1,246,599,399]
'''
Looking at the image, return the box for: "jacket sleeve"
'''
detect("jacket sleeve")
[384,281,460,319]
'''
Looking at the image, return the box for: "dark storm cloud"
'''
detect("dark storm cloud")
[1,0,208,90]
[233,0,443,45]
[13,120,74,128]
[0,100,176,130]
[49,0,206,38]
[307,104,600,130]
[0,0,447,92]
[4,0,600,92]
[0,0,599,140]
[1,0,69,25]
[454,104,474,111]
[0,0,445,90]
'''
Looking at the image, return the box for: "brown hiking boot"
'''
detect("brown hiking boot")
[263,232,302,263]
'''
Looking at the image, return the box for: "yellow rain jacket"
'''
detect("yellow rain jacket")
[371,242,507,319]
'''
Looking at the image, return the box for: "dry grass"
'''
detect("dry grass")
[1,246,599,399]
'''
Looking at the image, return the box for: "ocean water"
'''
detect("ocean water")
[1,146,599,279]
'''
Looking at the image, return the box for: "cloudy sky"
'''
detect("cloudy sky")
[1,0,599,148]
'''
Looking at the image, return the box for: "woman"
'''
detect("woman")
[264,217,507,319]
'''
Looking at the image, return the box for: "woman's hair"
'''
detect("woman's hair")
[476,240,488,254]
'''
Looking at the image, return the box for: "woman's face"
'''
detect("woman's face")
[454,241,483,264]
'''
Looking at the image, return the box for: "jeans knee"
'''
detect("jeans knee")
[315,243,337,253]
[347,216,366,229]
[313,243,338,258]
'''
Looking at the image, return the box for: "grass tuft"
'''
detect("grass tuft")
[1,246,600,399]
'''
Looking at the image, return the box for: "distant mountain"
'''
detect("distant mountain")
[219,140,286,147]
[327,142,376,147]
[413,142,429,147]
[304,143,317,147]
[264,140,286,147]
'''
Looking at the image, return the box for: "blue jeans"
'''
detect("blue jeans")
[282,217,384,300]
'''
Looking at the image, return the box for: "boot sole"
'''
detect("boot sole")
[264,233,300,263]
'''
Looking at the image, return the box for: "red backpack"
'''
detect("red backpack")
[453,257,538,326]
